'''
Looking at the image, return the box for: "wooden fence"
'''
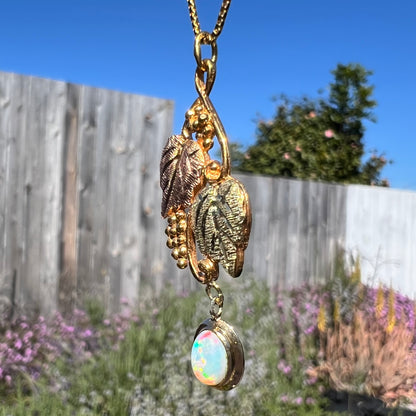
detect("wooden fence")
[1,71,416,317]
[0,71,174,316]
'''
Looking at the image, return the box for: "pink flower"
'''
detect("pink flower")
[120,297,130,306]
[294,397,303,405]
[324,129,334,138]
[306,397,316,405]
[14,338,22,350]
[284,153,290,160]
[306,376,318,385]
[283,365,292,375]
[307,111,316,119]
[295,145,302,152]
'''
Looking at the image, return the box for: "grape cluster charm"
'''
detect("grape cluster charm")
[160,0,251,390]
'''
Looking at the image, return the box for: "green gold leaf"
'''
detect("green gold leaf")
[192,177,251,277]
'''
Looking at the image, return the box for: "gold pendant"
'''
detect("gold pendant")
[160,97,252,283]
[160,0,250,389]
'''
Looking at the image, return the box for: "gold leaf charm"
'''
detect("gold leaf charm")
[160,134,205,217]
[191,177,251,277]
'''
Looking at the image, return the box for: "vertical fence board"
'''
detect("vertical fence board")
[40,79,66,315]
[59,82,79,313]
[138,99,177,295]
[118,93,142,307]
[0,72,16,316]
[76,84,97,305]
[10,75,30,316]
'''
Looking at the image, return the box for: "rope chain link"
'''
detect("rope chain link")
[187,0,232,41]
[205,281,224,320]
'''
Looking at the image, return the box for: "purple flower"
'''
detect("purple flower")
[82,329,93,338]
[63,325,75,333]
[23,331,33,343]
[24,347,33,358]
[304,325,316,335]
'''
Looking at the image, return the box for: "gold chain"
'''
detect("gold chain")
[187,0,232,41]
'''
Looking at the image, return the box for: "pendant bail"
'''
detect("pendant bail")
[194,31,217,96]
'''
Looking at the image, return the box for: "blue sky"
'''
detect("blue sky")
[1,0,415,189]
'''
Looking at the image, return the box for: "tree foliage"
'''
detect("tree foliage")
[239,64,390,186]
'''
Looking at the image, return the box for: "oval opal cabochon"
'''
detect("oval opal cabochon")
[191,330,228,386]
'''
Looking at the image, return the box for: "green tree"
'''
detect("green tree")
[240,63,390,185]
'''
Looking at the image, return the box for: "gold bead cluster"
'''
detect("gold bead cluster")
[165,210,188,269]
[186,104,215,151]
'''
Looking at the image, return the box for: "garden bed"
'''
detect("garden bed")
[1,265,416,415]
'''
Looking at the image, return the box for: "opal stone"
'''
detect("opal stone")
[191,330,227,386]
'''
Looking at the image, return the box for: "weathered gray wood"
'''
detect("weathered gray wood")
[0,71,16,317]
[345,185,416,297]
[0,73,66,316]
[59,82,79,313]
[0,72,174,316]
[2,70,416,316]
[235,174,348,291]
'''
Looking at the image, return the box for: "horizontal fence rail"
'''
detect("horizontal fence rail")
[1,71,416,316]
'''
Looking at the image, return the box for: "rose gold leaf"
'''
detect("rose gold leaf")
[191,177,251,277]
[160,135,204,217]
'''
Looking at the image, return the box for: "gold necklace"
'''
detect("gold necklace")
[160,0,251,390]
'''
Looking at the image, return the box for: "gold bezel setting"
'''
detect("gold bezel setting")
[191,318,245,390]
